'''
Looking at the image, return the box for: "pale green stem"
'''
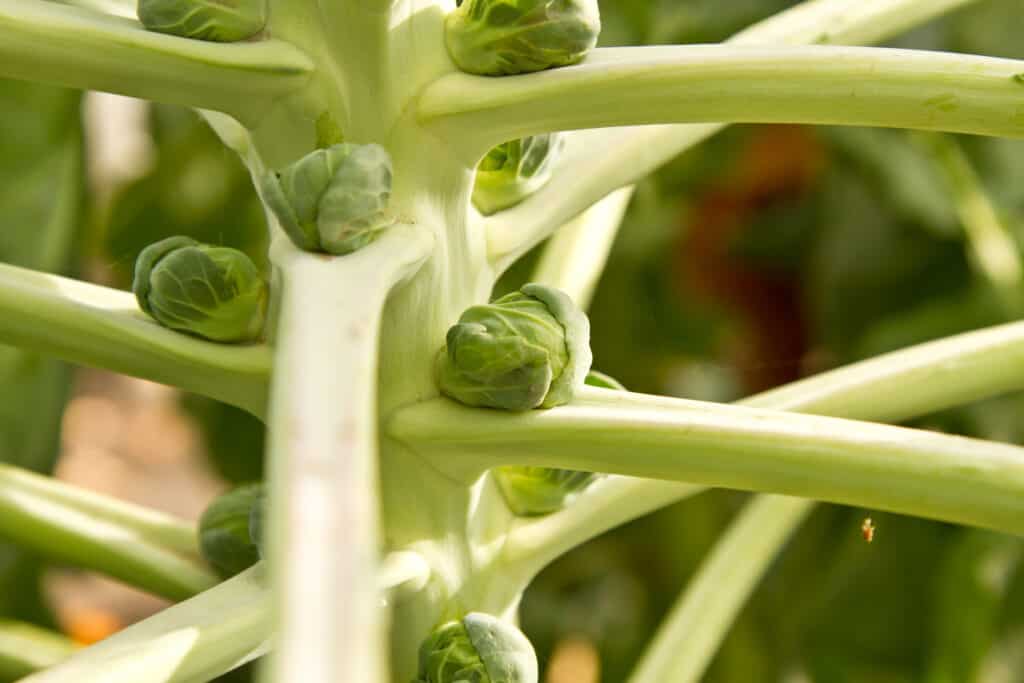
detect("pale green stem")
[24,566,270,683]
[0,463,216,601]
[421,44,1024,165]
[627,495,812,683]
[485,0,982,271]
[0,621,77,680]
[393,383,1024,535]
[0,0,314,124]
[917,133,1024,312]
[0,261,271,417]
[378,550,432,600]
[54,0,134,17]
[263,226,433,683]
[531,187,634,309]
[504,319,1024,572]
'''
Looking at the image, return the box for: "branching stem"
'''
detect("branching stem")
[0,463,216,601]
[0,262,271,417]
[0,0,313,123]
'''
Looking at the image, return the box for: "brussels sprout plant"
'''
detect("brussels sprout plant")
[2,0,1024,682]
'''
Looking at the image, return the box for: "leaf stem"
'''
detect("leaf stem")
[0,620,76,680]
[484,0,983,272]
[394,387,1024,535]
[0,463,217,601]
[500,318,1024,594]
[529,187,634,308]
[24,566,270,683]
[0,262,271,417]
[0,0,313,124]
[626,495,812,683]
[421,45,1024,163]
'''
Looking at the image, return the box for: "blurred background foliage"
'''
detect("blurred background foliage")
[2,0,1024,681]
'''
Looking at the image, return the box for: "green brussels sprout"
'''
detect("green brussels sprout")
[494,467,594,517]
[261,143,395,256]
[494,370,625,515]
[472,135,564,216]
[198,483,263,578]
[137,0,268,42]
[436,283,591,411]
[416,612,538,683]
[445,0,601,76]
[132,236,268,343]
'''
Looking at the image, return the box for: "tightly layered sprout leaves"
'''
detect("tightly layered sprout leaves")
[446,0,601,76]
[416,613,539,683]
[473,135,564,216]
[198,482,264,578]
[132,236,268,343]
[262,143,395,256]
[437,283,592,411]
[494,370,624,515]
[137,0,268,42]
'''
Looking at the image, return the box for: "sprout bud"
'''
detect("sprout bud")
[198,483,263,578]
[416,612,538,683]
[133,236,268,343]
[437,284,591,411]
[137,0,268,42]
[261,143,395,255]
[473,135,564,216]
[445,0,601,76]
[495,370,625,515]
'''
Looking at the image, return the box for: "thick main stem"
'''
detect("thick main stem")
[264,228,431,683]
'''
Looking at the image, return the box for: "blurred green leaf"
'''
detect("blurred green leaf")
[925,531,1021,683]
[0,80,85,625]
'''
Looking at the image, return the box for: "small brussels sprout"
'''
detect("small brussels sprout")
[436,283,591,411]
[137,0,268,42]
[495,370,625,515]
[261,143,395,255]
[472,135,564,216]
[494,467,594,516]
[133,236,268,343]
[416,612,538,683]
[445,0,601,76]
[199,483,263,578]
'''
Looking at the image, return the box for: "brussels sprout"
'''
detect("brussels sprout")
[494,370,625,515]
[137,0,268,42]
[472,135,564,216]
[132,236,268,343]
[261,143,395,255]
[416,612,538,683]
[445,0,601,76]
[436,283,591,411]
[199,483,263,578]
[494,467,594,516]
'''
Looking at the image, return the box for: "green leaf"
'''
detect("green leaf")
[0,79,84,625]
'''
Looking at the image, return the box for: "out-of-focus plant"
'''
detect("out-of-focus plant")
[1,1,1024,683]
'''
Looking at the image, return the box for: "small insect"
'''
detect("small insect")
[861,517,876,543]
